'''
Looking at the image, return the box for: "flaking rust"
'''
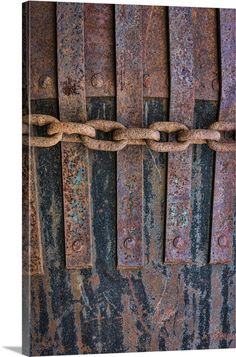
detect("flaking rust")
[22,146,44,275]
[210,9,236,264]
[165,7,195,264]
[116,5,144,269]
[57,2,92,268]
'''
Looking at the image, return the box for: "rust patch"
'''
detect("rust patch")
[165,7,195,264]
[57,3,92,268]
[22,146,44,275]
[116,5,144,269]
[210,9,235,264]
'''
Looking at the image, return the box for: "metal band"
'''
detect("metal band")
[29,2,57,100]
[57,3,92,269]
[165,8,195,264]
[22,147,44,276]
[210,9,236,264]
[193,8,219,100]
[84,4,115,97]
[142,6,169,98]
[116,5,144,269]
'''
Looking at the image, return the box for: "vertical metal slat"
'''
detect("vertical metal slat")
[116,5,144,269]
[210,9,235,264]
[165,7,195,264]
[57,3,92,269]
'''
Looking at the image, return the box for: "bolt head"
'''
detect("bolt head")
[124,237,135,249]
[39,75,52,89]
[91,73,104,88]
[218,236,228,248]
[173,236,185,250]
[72,240,84,252]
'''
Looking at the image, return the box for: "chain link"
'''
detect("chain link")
[23,114,236,152]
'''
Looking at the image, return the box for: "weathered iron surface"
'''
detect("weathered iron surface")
[23,4,236,355]
[84,4,115,97]
[29,1,57,100]
[142,6,169,98]
[116,5,144,269]
[25,98,235,355]
[210,9,236,264]
[57,3,92,268]
[193,8,219,100]
[165,7,195,264]
[22,146,44,276]
[22,2,44,277]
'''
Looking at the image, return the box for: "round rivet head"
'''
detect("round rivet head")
[91,73,104,88]
[72,240,84,252]
[143,74,150,88]
[124,237,135,249]
[173,236,185,250]
[218,236,228,248]
[39,75,52,89]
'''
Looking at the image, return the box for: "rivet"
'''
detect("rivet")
[173,236,185,250]
[39,75,52,89]
[218,236,227,248]
[212,78,219,92]
[124,237,135,249]
[91,73,104,88]
[143,74,150,88]
[72,240,84,252]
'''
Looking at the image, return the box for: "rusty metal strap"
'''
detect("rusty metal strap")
[210,9,236,264]
[164,7,195,264]
[23,115,236,153]
[57,3,92,269]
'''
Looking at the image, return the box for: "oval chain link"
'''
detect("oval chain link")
[23,116,236,152]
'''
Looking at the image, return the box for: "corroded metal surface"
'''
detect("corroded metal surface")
[26,98,236,355]
[165,7,195,263]
[142,6,169,98]
[210,9,236,264]
[57,3,92,268]
[22,146,44,276]
[23,4,236,355]
[116,5,144,269]
[193,8,219,100]
[29,1,57,100]
[84,4,115,97]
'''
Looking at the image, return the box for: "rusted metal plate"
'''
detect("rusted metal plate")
[22,146,44,275]
[84,4,115,97]
[193,8,219,100]
[116,5,144,269]
[210,9,235,264]
[165,7,195,264]
[57,3,92,268]
[29,1,57,100]
[142,6,169,98]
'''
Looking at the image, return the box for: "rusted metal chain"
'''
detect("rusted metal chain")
[23,114,236,152]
